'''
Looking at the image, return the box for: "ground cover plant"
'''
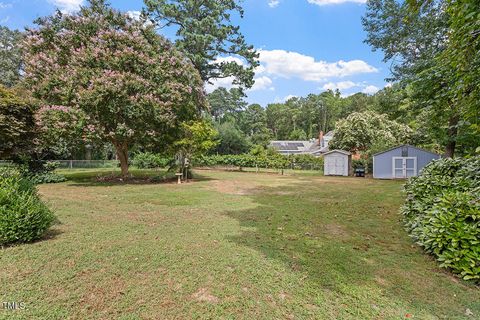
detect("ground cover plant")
[1,169,478,319]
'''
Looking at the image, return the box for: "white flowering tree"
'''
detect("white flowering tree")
[329,111,413,153]
[23,0,206,176]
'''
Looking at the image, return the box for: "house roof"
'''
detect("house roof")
[324,149,351,156]
[324,131,334,137]
[269,131,335,155]
[308,144,329,154]
[269,140,315,152]
[373,144,440,157]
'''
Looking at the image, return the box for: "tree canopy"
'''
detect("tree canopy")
[144,0,259,90]
[0,86,36,159]
[0,26,23,88]
[23,0,207,176]
[362,0,479,157]
[328,111,413,153]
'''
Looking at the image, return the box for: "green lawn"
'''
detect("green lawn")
[1,169,478,319]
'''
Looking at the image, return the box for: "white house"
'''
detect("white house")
[269,131,334,157]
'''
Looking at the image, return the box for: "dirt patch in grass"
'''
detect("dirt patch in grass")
[322,223,351,240]
[192,288,220,303]
[208,180,257,195]
[4,170,479,319]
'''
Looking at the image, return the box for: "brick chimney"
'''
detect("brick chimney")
[318,131,324,147]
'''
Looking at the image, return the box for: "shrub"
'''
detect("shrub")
[13,158,66,184]
[25,161,66,184]
[401,157,480,282]
[0,168,55,245]
[29,172,67,184]
[192,153,323,171]
[132,152,171,169]
[290,154,324,170]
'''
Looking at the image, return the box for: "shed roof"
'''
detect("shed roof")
[373,144,440,157]
[324,149,351,156]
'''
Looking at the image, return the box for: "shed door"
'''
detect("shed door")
[392,157,417,178]
[326,155,346,176]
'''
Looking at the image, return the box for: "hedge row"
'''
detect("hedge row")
[402,157,480,282]
[132,152,324,171]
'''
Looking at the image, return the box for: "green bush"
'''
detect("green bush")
[402,157,480,282]
[25,161,66,184]
[14,158,66,184]
[192,153,323,171]
[132,151,324,171]
[29,172,67,184]
[132,152,171,169]
[0,169,55,245]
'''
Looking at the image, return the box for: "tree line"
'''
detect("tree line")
[1,0,478,179]
[0,0,257,177]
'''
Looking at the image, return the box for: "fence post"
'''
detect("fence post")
[70,160,73,169]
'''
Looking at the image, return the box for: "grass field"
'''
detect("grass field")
[1,169,478,319]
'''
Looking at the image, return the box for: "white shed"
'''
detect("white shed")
[324,150,351,176]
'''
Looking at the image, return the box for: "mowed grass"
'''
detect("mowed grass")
[1,169,478,319]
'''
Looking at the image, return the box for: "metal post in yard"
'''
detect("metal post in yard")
[70,160,73,169]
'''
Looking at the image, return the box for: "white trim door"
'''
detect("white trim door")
[392,157,417,178]
[325,155,347,176]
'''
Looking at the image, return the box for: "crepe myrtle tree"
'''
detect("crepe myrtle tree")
[23,0,207,177]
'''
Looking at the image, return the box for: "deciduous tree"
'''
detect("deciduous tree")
[0,86,36,159]
[329,111,413,153]
[0,26,23,88]
[23,0,207,176]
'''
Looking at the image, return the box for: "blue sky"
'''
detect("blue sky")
[0,0,391,105]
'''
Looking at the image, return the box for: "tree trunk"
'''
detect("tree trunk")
[444,114,459,158]
[114,142,129,178]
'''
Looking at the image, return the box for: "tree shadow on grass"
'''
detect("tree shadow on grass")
[0,227,63,250]
[221,181,479,317]
[223,184,376,291]
[64,170,216,187]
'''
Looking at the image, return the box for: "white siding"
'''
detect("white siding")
[324,151,349,176]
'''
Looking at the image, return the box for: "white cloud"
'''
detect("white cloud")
[205,76,236,93]
[206,56,275,93]
[257,49,377,82]
[215,56,246,66]
[0,2,12,9]
[127,10,141,20]
[274,95,297,103]
[48,0,83,13]
[0,16,9,23]
[321,81,381,95]
[385,82,393,88]
[248,76,274,92]
[362,85,380,95]
[268,0,280,8]
[206,75,275,93]
[322,81,357,91]
[307,0,366,6]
